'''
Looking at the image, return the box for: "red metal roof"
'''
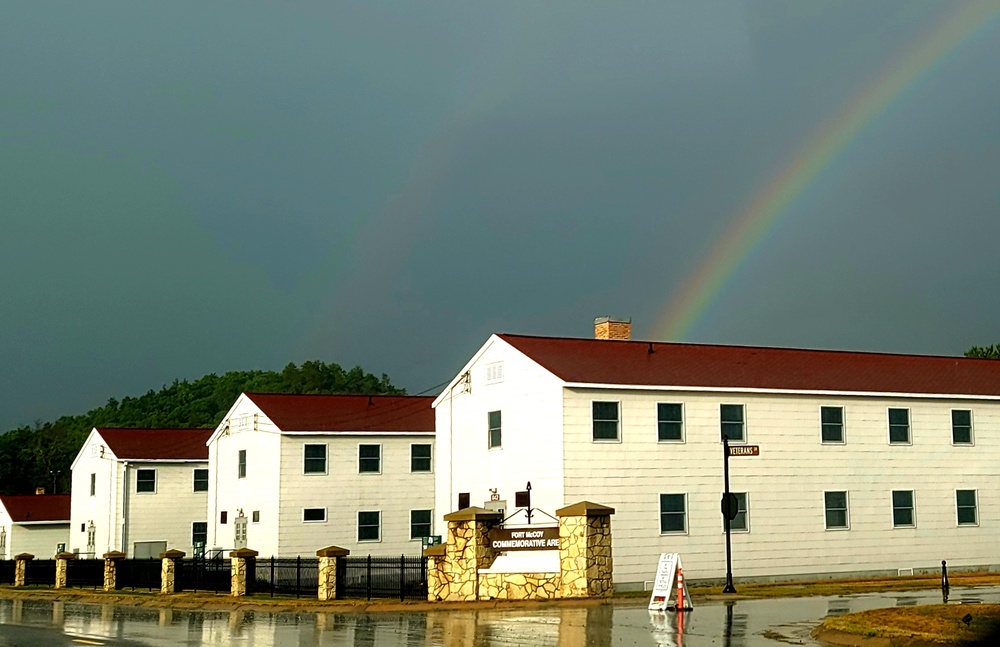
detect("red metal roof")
[498,334,1000,396]
[96,428,213,460]
[0,494,71,523]
[245,393,435,432]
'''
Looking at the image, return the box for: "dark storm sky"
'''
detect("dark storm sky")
[3,1,1000,429]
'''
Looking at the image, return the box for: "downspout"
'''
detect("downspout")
[121,462,130,556]
[448,384,453,514]
[107,456,116,554]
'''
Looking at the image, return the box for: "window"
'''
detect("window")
[411,444,432,472]
[136,469,156,493]
[358,511,381,541]
[659,494,687,534]
[220,511,228,525]
[956,490,978,526]
[727,492,749,532]
[303,508,327,523]
[90,473,96,496]
[657,403,683,442]
[892,490,915,527]
[485,362,504,383]
[238,449,247,478]
[410,510,432,540]
[888,408,910,444]
[359,444,381,473]
[821,406,844,443]
[252,511,260,523]
[488,411,502,449]
[720,404,745,442]
[303,444,327,474]
[824,491,849,529]
[952,410,973,445]
[458,493,470,509]
[193,468,209,492]
[192,522,208,547]
[592,401,620,441]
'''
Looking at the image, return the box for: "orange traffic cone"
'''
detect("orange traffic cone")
[676,566,690,611]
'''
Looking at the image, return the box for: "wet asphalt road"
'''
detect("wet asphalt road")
[1,586,998,646]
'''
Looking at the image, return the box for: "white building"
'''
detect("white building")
[206,393,435,557]
[69,427,213,558]
[434,318,1000,587]
[0,494,70,559]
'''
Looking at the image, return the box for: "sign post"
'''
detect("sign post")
[722,439,760,594]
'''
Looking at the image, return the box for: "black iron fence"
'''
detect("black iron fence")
[117,558,162,591]
[253,557,319,598]
[0,560,13,584]
[66,558,104,589]
[24,559,56,586]
[176,555,231,593]
[336,555,427,601]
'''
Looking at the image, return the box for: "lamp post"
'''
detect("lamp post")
[722,437,736,593]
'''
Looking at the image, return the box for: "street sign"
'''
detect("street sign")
[728,444,759,457]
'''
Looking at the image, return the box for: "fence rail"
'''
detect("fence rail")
[336,555,427,601]
[176,556,231,593]
[66,558,104,589]
[253,557,319,598]
[0,560,13,585]
[117,558,161,591]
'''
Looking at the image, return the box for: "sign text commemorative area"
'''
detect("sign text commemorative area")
[490,527,560,551]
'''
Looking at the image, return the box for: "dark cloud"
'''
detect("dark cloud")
[2,1,999,428]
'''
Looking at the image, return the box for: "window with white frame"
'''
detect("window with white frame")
[238,449,247,478]
[727,492,749,532]
[952,410,973,445]
[720,404,745,442]
[956,490,978,526]
[824,491,849,529]
[135,469,156,493]
[657,403,683,442]
[888,408,910,444]
[488,411,501,449]
[358,511,381,542]
[193,468,209,492]
[303,508,326,523]
[592,401,620,441]
[485,361,504,383]
[659,493,687,534]
[411,444,432,472]
[359,444,381,473]
[410,510,432,540]
[192,522,208,547]
[90,473,96,496]
[892,490,915,528]
[821,406,844,443]
[303,444,327,474]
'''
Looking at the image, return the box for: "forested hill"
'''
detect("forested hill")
[0,361,404,496]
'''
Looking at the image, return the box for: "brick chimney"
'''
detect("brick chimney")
[594,316,631,340]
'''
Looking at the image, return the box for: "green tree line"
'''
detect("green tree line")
[0,361,403,495]
[965,345,1000,359]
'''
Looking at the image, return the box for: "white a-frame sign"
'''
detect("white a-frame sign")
[648,553,694,611]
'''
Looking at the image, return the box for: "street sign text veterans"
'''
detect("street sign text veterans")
[490,527,560,551]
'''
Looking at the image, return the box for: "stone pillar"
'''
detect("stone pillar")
[230,548,258,597]
[159,549,186,594]
[440,507,503,602]
[423,544,447,601]
[13,554,33,587]
[54,552,75,589]
[316,545,349,601]
[557,501,615,598]
[103,551,125,592]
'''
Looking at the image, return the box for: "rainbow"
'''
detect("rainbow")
[655,0,1000,341]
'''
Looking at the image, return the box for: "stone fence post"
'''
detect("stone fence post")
[316,545,350,601]
[440,507,503,602]
[160,549,186,594]
[55,552,75,589]
[14,554,33,587]
[423,544,447,601]
[556,501,615,598]
[230,548,258,597]
[103,551,126,592]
